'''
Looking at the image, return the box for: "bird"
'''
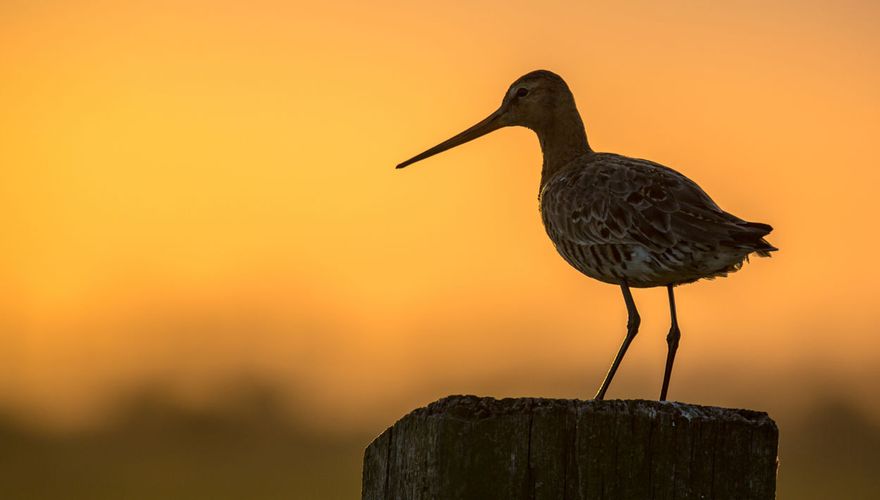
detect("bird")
[395,70,776,401]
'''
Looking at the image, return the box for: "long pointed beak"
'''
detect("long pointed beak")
[396,108,505,169]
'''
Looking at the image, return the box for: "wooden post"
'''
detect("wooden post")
[363,395,778,500]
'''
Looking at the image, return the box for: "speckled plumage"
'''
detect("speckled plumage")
[396,69,776,401]
[539,152,775,288]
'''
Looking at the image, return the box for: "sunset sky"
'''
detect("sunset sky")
[2,0,879,434]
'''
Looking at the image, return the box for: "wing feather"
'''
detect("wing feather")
[541,153,775,255]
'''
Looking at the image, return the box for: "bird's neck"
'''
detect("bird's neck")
[536,110,591,187]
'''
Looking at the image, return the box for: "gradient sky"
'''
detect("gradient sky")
[2,0,879,431]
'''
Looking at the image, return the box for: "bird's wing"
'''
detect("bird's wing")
[542,154,771,253]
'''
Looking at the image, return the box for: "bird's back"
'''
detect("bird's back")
[539,152,776,287]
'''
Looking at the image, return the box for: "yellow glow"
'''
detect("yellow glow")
[2,0,879,429]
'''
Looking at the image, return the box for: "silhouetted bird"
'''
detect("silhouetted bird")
[396,70,776,401]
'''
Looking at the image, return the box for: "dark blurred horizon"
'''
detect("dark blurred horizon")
[1,377,879,499]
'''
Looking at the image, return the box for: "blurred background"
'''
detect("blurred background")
[2,0,879,498]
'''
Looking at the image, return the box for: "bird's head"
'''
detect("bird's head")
[396,70,577,169]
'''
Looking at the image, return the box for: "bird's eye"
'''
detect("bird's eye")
[516,87,529,97]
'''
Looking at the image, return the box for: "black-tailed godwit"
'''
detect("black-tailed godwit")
[396,70,776,401]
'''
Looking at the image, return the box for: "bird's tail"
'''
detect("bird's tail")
[740,221,778,257]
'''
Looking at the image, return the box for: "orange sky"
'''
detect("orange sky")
[1,0,879,431]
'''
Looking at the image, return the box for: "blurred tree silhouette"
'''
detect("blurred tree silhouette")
[0,382,878,499]
[0,382,366,500]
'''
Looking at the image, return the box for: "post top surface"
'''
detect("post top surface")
[405,394,775,429]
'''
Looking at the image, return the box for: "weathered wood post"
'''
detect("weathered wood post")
[363,395,778,499]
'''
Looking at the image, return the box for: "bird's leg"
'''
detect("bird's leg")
[659,284,681,401]
[594,284,640,400]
